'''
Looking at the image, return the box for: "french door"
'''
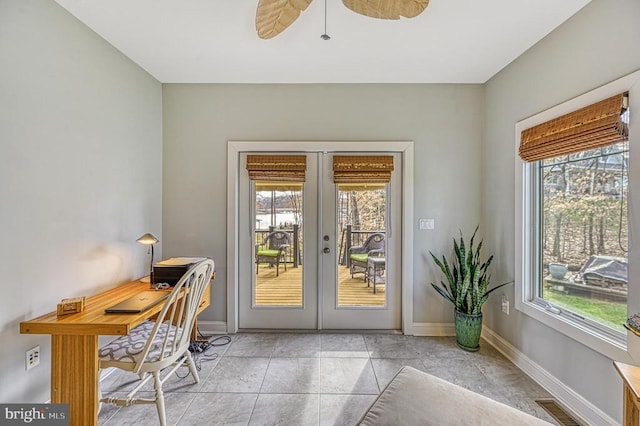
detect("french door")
[237,151,402,330]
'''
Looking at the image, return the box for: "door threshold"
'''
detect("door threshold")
[238,328,403,334]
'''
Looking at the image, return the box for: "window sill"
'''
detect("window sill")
[515,298,630,362]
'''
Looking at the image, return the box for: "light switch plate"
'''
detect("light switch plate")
[419,218,435,230]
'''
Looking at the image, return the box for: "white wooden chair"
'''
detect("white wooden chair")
[98,258,214,426]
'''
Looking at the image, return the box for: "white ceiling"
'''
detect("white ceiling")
[54,0,591,84]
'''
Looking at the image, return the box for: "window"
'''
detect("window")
[539,141,628,335]
[515,72,639,359]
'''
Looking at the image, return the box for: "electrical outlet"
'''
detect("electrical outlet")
[26,346,40,370]
[501,295,509,315]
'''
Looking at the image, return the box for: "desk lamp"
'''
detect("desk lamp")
[137,233,159,283]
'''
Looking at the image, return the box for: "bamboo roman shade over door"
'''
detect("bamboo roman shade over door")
[519,93,629,162]
[332,155,394,183]
[246,155,307,182]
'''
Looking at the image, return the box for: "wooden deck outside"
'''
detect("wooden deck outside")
[255,264,385,307]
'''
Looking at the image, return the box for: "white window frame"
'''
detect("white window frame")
[515,70,640,362]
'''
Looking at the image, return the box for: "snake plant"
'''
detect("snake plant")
[430,226,510,315]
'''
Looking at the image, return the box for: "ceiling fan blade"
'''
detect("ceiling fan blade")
[342,0,429,20]
[256,0,314,39]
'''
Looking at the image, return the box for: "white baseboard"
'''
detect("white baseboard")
[196,320,229,336]
[412,322,455,336]
[481,326,617,426]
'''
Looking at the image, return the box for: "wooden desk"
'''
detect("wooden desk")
[614,361,640,426]
[20,279,210,426]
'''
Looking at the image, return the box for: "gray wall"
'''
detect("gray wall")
[0,0,162,403]
[161,84,485,323]
[482,0,640,421]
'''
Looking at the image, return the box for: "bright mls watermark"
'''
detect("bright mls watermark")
[0,404,68,425]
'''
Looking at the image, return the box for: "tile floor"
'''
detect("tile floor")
[98,333,558,425]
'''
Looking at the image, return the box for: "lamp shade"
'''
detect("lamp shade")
[136,233,159,245]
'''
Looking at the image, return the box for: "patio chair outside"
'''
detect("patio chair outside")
[256,230,291,277]
[349,232,385,279]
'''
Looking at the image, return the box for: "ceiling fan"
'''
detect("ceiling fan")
[256,0,430,39]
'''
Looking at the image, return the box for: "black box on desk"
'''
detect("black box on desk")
[152,257,206,286]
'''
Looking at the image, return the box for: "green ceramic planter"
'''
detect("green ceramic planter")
[454,310,483,352]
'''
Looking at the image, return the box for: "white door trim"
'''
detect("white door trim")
[226,141,414,334]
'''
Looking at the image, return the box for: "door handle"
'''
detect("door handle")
[323,247,330,254]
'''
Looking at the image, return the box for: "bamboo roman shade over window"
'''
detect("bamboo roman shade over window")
[519,93,629,162]
[246,155,307,182]
[333,155,394,183]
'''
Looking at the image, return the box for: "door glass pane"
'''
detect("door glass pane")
[254,181,303,307]
[337,184,387,307]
